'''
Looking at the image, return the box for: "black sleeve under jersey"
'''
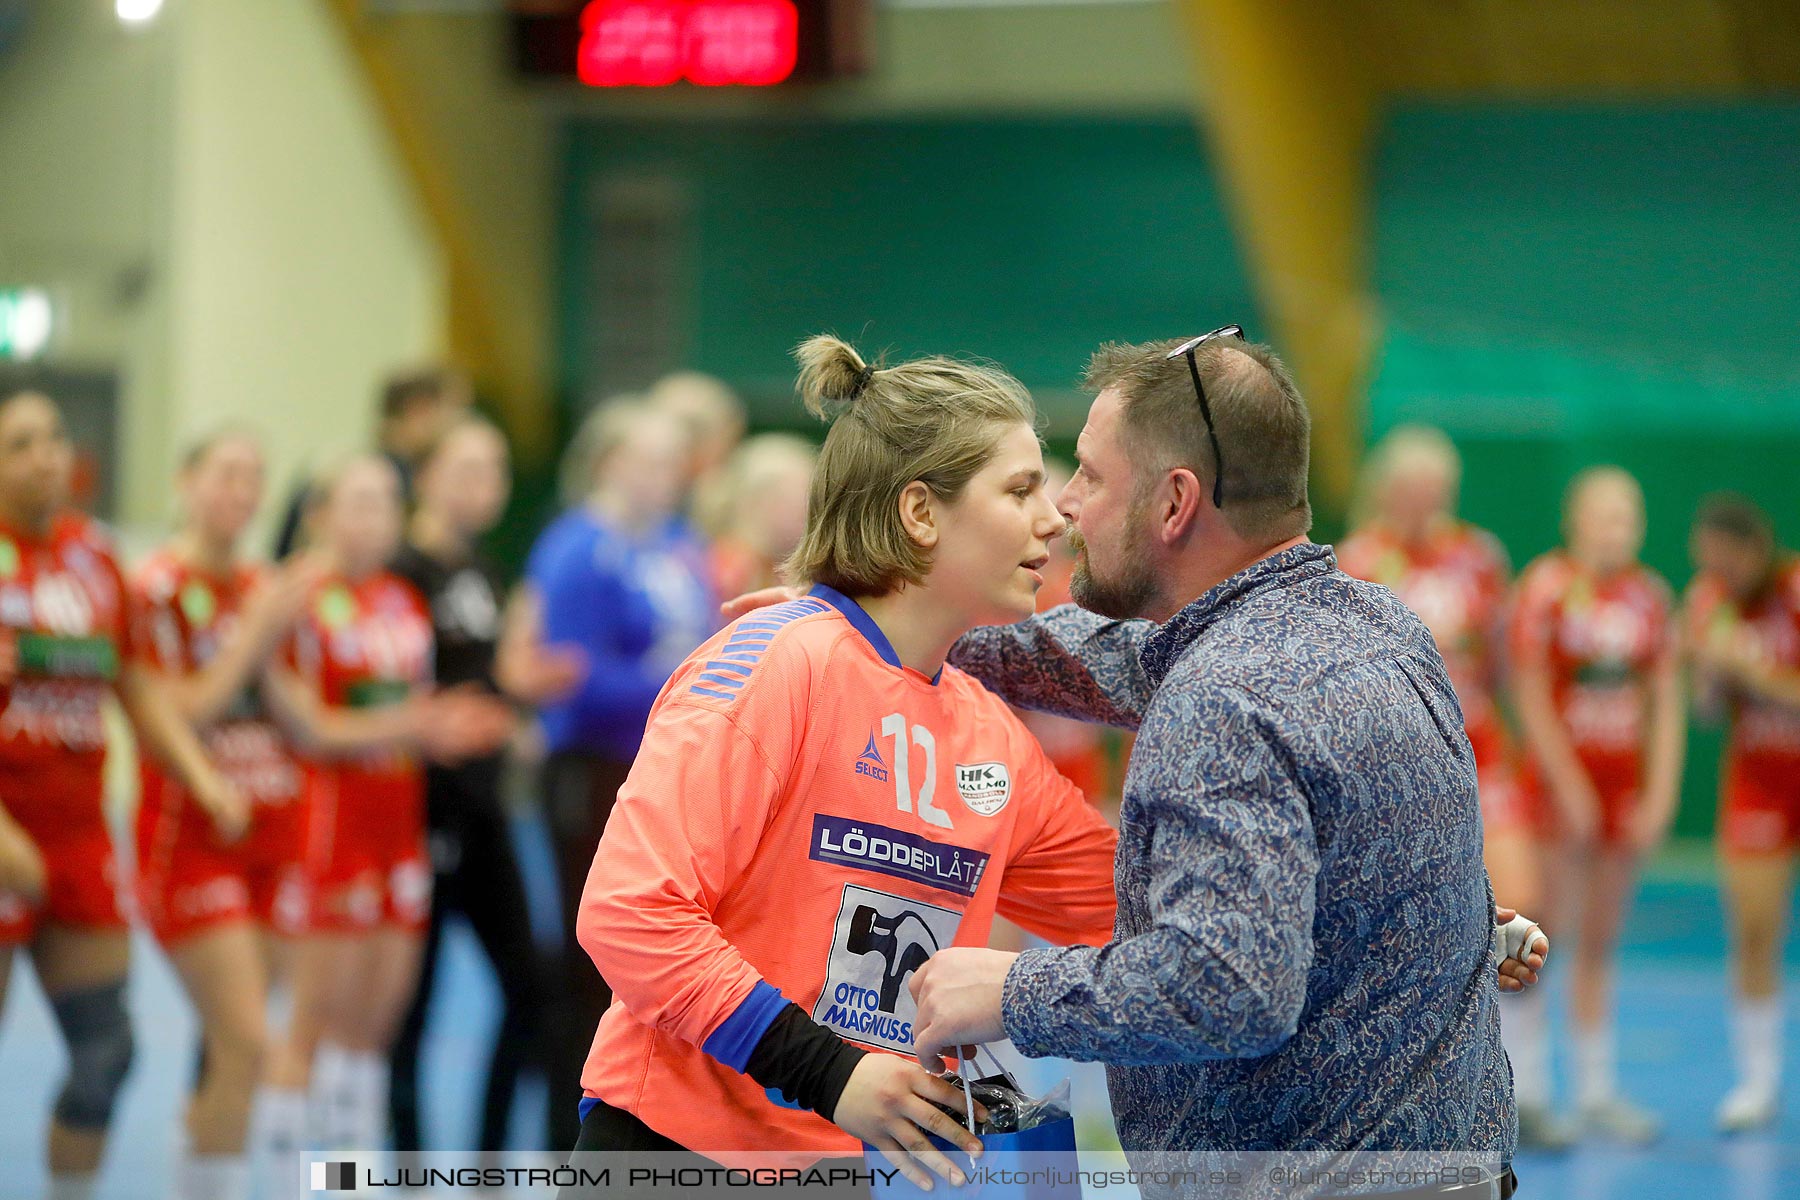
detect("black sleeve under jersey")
[744,1005,868,1123]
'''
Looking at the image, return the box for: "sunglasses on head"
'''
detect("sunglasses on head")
[1164,324,1245,508]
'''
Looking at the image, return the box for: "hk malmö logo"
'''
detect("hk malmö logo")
[312,1162,356,1191]
[854,732,889,782]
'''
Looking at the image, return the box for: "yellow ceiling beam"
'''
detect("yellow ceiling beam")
[1176,0,1378,516]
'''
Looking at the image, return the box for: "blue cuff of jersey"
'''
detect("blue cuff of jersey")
[701,981,788,1073]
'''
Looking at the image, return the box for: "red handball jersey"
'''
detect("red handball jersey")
[1686,560,1800,853]
[1686,559,1800,763]
[578,588,1119,1164]
[1510,550,1674,772]
[132,550,307,940]
[286,570,434,931]
[0,513,138,943]
[134,551,303,809]
[0,513,137,822]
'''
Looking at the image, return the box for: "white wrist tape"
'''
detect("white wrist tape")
[1493,914,1545,964]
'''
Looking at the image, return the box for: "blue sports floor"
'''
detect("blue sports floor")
[0,827,1796,1199]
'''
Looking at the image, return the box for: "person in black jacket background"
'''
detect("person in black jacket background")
[386,415,581,1161]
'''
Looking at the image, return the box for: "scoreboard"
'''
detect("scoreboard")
[511,0,869,87]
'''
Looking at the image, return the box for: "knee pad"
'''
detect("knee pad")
[50,980,135,1129]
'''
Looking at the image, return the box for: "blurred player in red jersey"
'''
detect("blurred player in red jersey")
[1685,493,1800,1132]
[1339,427,1533,905]
[0,388,246,1200]
[256,455,510,1182]
[568,338,1121,1193]
[133,429,327,1200]
[1510,466,1685,1145]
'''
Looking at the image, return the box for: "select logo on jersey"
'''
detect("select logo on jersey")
[853,733,889,783]
[954,762,1011,817]
[810,815,989,898]
[812,884,962,1054]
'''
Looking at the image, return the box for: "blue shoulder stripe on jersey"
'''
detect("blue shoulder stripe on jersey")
[688,686,739,701]
[578,1096,600,1123]
[685,598,828,702]
[808,584,942,684]
[701,980,788,1073]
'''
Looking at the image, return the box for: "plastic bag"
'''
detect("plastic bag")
[928,1073,1072,1135]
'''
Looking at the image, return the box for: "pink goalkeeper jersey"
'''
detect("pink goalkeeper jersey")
[577,587,1119,1163]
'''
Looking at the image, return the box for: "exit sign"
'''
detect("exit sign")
[0,289,53,361]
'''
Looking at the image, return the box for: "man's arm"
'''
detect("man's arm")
[948,604,1154,730]
[997,685,1317,1065]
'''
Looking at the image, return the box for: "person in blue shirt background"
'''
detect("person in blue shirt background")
[500,396,719,1152]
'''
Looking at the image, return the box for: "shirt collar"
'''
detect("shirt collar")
[807,584,943,684]
[1138,542,1337,688]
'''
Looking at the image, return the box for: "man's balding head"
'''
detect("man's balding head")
[1083,334,1312,543]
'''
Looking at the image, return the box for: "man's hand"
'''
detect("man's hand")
[0,816,47,903]
[909,947,1016,1073]
[832,1055,987,1193]
[720,586,803,621]
[1494,906,1549,993]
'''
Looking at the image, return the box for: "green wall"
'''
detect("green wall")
[1371,103,1800,838]
[556,116,1260,432]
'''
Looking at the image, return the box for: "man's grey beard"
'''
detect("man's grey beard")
[1068,524,1159,620]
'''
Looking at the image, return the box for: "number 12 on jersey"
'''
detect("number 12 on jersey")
[879,712,952,829]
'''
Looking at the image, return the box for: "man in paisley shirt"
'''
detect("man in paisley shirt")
[909,330,1518,1195]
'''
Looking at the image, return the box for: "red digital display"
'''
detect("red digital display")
[577,0,800,87]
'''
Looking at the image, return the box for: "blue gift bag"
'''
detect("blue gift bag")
[864,1060,1081,1200]
[865,1113,1080,1200]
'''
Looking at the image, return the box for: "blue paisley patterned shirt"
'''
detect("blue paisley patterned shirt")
[950,543,1515,1158]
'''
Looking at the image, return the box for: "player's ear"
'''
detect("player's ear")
[897,480,937,550]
